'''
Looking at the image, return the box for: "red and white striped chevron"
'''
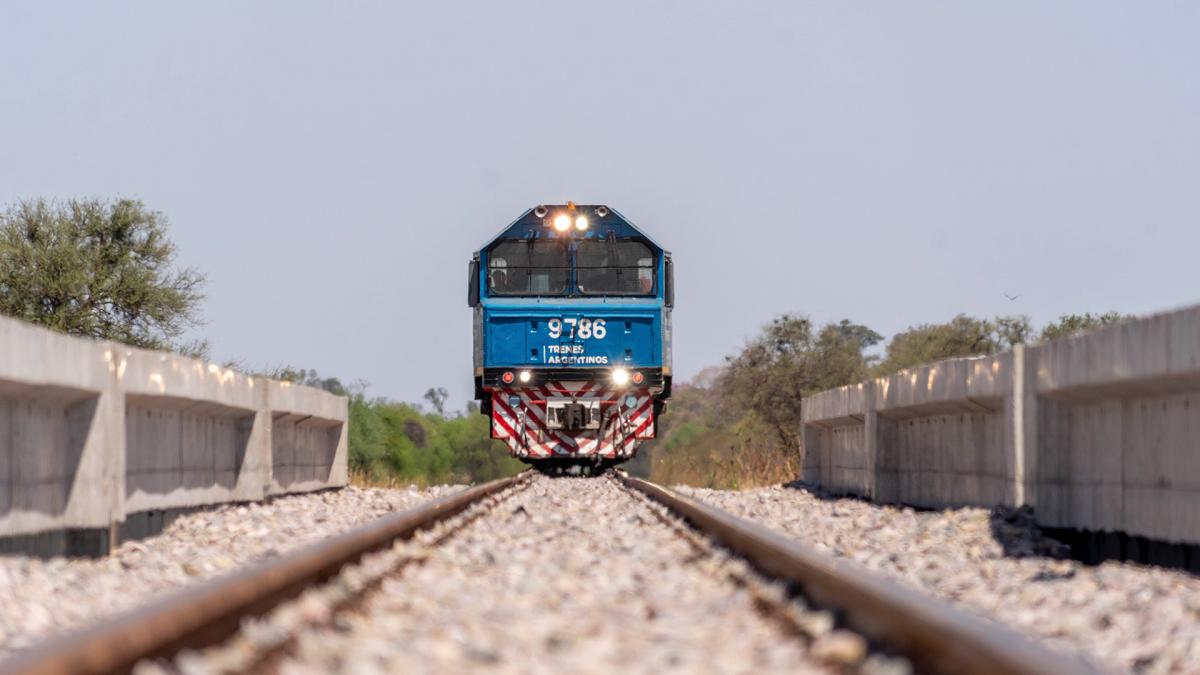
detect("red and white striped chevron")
[490,381,656,459]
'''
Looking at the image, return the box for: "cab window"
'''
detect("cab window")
[576,239,655,296]
[487,240,569,296]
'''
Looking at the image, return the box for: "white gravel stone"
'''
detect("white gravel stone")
[677,484,1200,674]
[0,485,462,656]
[169,474,869,675]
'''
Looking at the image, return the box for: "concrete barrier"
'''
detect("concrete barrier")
[0,314,348,554]
[801,303,1200,548]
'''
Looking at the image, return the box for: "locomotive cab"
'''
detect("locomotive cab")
[468,203,673,468]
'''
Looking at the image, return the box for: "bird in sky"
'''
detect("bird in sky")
[1003,293,1021,301]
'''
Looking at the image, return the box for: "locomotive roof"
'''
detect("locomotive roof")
[476,205,667,255]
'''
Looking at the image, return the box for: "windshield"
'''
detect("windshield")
[487,240,569,295]
[576,239,655,296]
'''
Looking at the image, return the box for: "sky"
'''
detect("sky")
[2,2,1198,408]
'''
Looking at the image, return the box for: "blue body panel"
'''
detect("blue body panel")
[483,304,661,369]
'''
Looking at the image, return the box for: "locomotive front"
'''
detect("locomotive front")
[468,203,673,468]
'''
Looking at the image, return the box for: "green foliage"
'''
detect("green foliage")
[874,314,1031,376]
[833,319,884,350]
[873,311,1128,377]
[720,315,874,450]
[0,198,206,354]
[995,315,1035,348]
[644,315,879,488]
[1039,312,1129,342]
[237,364,518,485]
[638,382,799,489]
[255,363,519,485]
[260,366,349,396]
[348,392,524,485]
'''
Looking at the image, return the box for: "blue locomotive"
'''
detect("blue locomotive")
[468,203,673,468]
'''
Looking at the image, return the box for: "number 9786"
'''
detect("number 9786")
[547,318,607,340]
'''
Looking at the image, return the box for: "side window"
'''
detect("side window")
[665,256,674,306]
[468,259,480,306]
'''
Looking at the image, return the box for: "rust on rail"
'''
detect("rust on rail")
[618,473,1099,675]
[0,473,528,675]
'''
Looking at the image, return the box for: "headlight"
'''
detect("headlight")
[611,368,629,386]
[518,370,532,383]
[631,371,645,385]
[553,214,571,232]
[501,371,515,384]
[575,216,588,231]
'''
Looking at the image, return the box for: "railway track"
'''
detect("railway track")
[0,472,1098,675]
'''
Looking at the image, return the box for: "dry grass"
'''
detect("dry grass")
[349,468,443,489]
[647,420,799,489]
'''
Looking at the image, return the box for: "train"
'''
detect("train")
[468,203,673,471]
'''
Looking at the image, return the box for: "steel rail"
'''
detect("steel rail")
[0,472,529,675]
[618,473,1099,675]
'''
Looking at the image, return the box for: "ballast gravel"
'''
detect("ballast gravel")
[677,484,1200,674]
[164,475,904,675]
[0,485,462,656]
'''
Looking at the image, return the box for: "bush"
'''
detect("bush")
[348,394,524,485]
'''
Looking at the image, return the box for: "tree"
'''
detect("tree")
[833,319,883,350]
[424,386,449,417]
[0,198,205,353]
[874,314,1004,376]
[1039,312,1128,342]
[994,315,1034,348]
[262,366,348,395]
[721,315,875,451]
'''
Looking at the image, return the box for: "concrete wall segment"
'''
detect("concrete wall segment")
[0,315,122,535]
[0,313,349,544]
[116,345,261,410]
[0,314,113,394]
[1037,304,1200,399]
[800,302,1200,546]
[265,379,349,496]
[875,353,1010,417]
[801,382,868,424]
[266,379,348,422]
